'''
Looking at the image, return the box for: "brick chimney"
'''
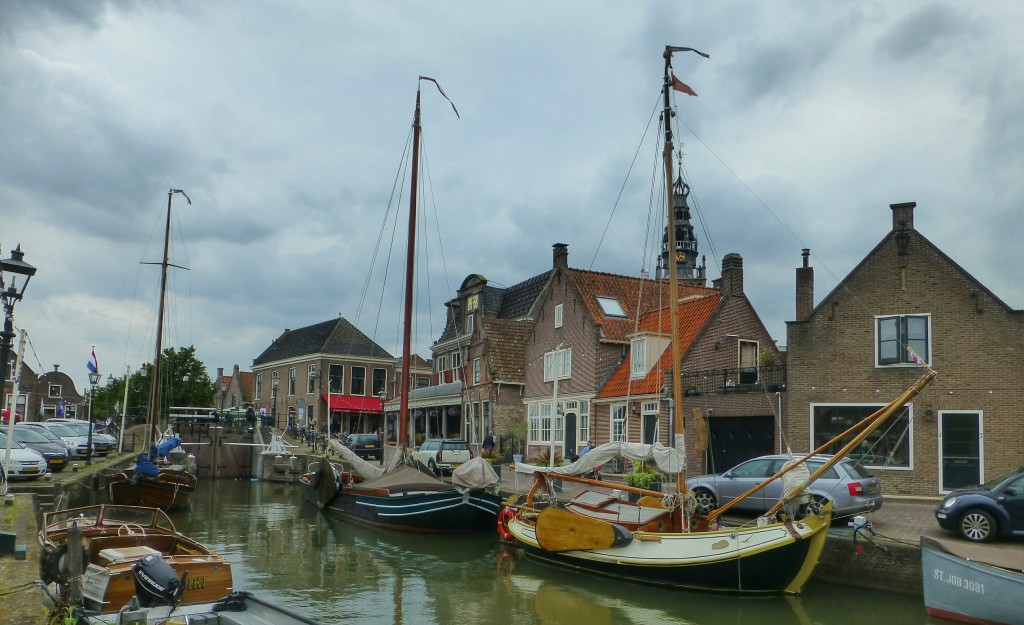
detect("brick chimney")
[796,248,814,322]
[552,243,569,269]
[720,253,743,296]
[890,202,916,231]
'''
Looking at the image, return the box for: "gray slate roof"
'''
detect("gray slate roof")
[253,318,393,366]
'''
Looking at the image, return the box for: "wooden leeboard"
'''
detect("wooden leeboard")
[536,507,621,552]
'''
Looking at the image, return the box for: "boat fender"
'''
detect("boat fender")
[40,542,86,584]
[497,507,515,541]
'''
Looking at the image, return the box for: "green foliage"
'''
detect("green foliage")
[531,447,562,467]
[626,461,661,490]
[90,345,215,421]
[758,347,780,367]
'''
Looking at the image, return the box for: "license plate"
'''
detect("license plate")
[365,444,376,448]
[51,458,64,464]
[452,463,462,470]
[868,484,878,493]
[24,467,40,473]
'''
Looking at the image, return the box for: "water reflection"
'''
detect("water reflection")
[171,480,927,625]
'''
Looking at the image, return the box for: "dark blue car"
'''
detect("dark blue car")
[935,467,1024,542]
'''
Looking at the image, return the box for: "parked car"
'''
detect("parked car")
[0,432,48,479]
[685,453,884,518]
[10,425,70,471]
[20,422,91,459]
[343,433,382,461]
[47,418,116,455]
[412,438,472,476]
[935,467,1024,543]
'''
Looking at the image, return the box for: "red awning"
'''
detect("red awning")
[322,394,383,414]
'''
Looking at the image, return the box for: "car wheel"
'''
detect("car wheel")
[959,509,996,543]
[692,488,717,515]
[428,459,440,476]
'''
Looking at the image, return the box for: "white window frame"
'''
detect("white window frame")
[578,400,590,444]
[451,352,461,381]
[631,337,647,379]
[642,401,660,444]
[611,404,627,442]
[49,384,62,398]
[554,303,563,328]
[466,313,475,336]
[350,366,366,396]
[938,409,985,494]
[528,402,553,444]
[437,355,447,372]
[596,296,627,317]
[288,367,296,396]
[544,348,572,381]
[255,373,263,400]
[875,313,931,367]
[307,364,317,394]
[473,357,481,384]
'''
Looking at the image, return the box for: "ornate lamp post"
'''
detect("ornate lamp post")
[309,367,320,446]
[86,368,100,464]
[1,245,37,476]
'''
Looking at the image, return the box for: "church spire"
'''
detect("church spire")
[659,174,706,284]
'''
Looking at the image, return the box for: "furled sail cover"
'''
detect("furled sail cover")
[513,441,686,476]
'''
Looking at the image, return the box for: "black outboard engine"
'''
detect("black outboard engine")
[131,554,183,607]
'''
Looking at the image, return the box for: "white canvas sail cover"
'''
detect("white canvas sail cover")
[451,456,500,490]
[327,439,385,480]
[780,454,811,504]
[513,441,686,476]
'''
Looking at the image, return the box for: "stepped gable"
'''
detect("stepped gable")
[481,318,531,383]
[567,268,717,344]
[253,318,392,365]
[597,293,720,398]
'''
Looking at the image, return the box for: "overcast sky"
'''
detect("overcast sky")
[2,1,1021,395]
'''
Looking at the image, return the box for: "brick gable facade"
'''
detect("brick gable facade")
[786,202,1024,498]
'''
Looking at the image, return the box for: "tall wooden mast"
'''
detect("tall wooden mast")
[146,188,189,446]
[662,47,688,506]
[398,87,422,450]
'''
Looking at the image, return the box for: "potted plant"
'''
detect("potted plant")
[481,448,502,479]
[532,448,564,491]
[625,461,662,502]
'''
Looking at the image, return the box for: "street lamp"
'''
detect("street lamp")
[271,380,279,430]
[1,245,37,477]
[377,389,388,463]
[86,368,100,464]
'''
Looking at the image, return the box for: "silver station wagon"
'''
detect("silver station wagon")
[686,453,884,518]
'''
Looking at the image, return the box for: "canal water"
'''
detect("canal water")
[171,479,931,625]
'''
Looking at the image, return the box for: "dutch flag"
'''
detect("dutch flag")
[87,349,98,374]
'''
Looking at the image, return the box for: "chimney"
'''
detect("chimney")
[796,248,814,322]
[890,202,916,231]
[217,367,224,381]
[720,253,744,296]
[552,243,569,269]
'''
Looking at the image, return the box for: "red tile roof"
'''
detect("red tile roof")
[597,293,721,398]
[567,269,717,343]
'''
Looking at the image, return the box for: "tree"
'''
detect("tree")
[91,346,215,422]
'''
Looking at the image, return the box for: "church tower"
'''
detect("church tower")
[658,176,706,284]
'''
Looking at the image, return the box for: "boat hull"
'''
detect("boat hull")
[108,470,196,511]
[507,510,830,594]
[921,536,1024,625]
[315,485,502,533]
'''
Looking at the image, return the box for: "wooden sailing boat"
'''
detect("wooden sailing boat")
[500,46,938,594]
[302,79,502,532]
[108,189,198,512]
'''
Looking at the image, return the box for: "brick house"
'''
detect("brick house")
[8,364,85,421]
[595,253,785,474]
[786,202,1024,498]
[429,271,550,451]
[522,241,781,467]
[252,317,400,435]
[213,364,254,412]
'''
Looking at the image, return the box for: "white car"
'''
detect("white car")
[0,432,48,479]
[412,438,472,476]
[47,418,116,455]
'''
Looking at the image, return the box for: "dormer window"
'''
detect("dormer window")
[596,296,627,317]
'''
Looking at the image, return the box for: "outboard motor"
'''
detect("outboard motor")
[131,554,183,607]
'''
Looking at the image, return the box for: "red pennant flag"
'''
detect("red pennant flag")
[671,73,698,97]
